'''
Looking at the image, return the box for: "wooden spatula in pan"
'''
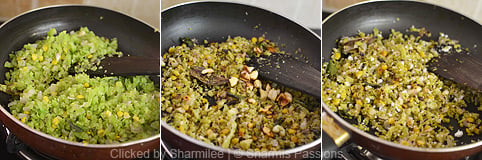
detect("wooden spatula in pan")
[76,55,160,76]
[247,53,321,98]
[428,45,482,91]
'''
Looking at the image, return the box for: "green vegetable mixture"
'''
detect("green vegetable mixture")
[322,27,482,148]
[161,37,320,151]
[1,27,160,144]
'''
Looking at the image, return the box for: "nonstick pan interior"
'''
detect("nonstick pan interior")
[0,4,160,108]
[161,2,321,158]
[0,5,159,85]
[0,5,160,159]
[322,0,482,152]
[323,1,481,61]
[162,2,321,69]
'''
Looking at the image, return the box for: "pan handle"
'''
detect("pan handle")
[322,111,350,147]
[161,140,174,159]
[4,127,45,159]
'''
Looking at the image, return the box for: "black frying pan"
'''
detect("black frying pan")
[0,5,159,160]
[322,1,482,160]
[161,2,320,159]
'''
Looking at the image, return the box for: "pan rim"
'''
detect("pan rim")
[0,105,160,148]
[161,0,321,41]
[322,0,482,26]
[0,4,159,32]
[322,0,482,153]
[161,0,322,156]
[322,103,482,152]
[161,121,321,156]
[0,4,160,148]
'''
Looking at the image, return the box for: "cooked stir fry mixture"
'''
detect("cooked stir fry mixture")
[161,37,320,151]
[1,27,160,144]
[322,27,482,148]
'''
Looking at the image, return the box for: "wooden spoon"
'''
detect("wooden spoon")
[73,55,160,76]
[428,45,482,91]
[247,54,321,98]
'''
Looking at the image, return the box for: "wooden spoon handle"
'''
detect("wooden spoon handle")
[92,56,160,76]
